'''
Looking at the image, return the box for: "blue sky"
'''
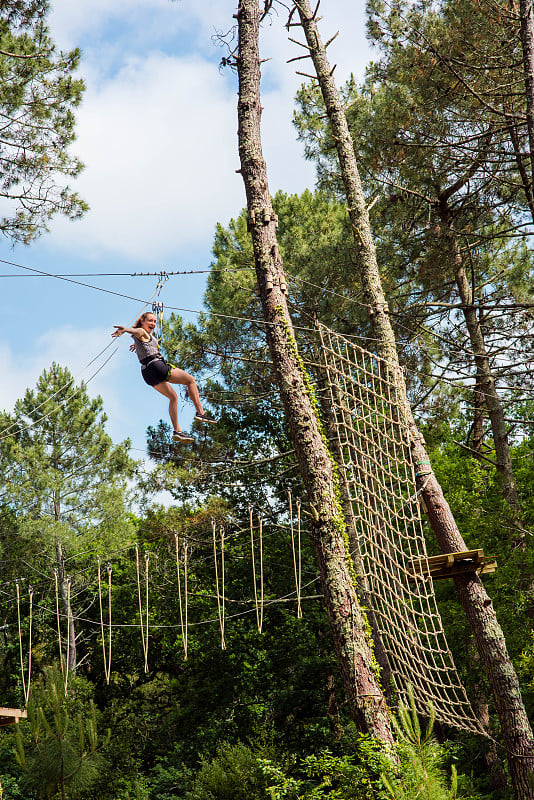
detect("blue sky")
[0,0,373,458]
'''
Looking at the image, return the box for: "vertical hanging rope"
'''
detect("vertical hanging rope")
[135,545,150,673]
[220,526,226,650]
[16,583,33,706]
[53,569,63,671]
[258,513,264,631]
[64,577,71,696]
[106,564,112,680]
[289,491,303,618]
[175,533,188,660]
[97,559,113,684]
[296,500,303,619]
[249,508,264,633]
[144,553,150,673]
[212,519,226,650]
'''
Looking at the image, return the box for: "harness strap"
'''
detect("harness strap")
[140,354,164,367]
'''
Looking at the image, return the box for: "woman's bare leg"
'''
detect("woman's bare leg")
[153,382,181,431]
[167,368,204,414]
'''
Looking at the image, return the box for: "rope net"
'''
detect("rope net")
[317,322,482,733]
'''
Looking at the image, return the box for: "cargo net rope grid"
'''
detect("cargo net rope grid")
[317,321,482,734]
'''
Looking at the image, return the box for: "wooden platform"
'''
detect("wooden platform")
[408,549,497,581]
[0,707,27,726]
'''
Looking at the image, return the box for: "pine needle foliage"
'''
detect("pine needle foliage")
[14,665,110,799]
[186,742,266,800]
[381,687,458,800]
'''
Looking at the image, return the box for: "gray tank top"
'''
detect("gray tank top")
[132,334,162,367]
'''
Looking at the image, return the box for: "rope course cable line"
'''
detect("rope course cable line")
[0,341,119,443]
[0,277,166,443]
[317,321,484,734]
[135,545,150,674]
[1,527,321,677]
[212,518,226,650]
[175,534,188,660]
[64,577,72,696]
[288,491,303,619]
[53,569,63,673]
[0,264,254,278]
[7,254,533,416]
[249,507,264,633]
[0,502,318,603]
[97,559,112,685]
[0,507,324,686]
[16,577,321,632]
[1,257,274,328]
[16,582,32,706]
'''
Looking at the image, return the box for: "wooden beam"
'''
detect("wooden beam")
[408,549,497,581]
[0,707,27,725]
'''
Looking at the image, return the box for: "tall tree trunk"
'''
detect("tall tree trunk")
[470,643,510,793]
[53,486,76,673]
[505,114,534,224]
[291,1,534,795]
[438,203,522,526]
[519,0,534,190]
[470,371,485,456]
[55,539,76,673]
[410,444,534,798]
[236,0,395,747]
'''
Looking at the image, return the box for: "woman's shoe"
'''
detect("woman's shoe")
[173,430,194,443]
[194,411,216,424]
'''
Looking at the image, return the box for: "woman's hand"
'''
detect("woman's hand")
[112,325,125,338]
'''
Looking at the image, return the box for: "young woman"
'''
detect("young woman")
[112,312,215,443]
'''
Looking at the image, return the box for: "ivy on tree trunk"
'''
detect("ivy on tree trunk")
[291,0,534,795]
[235,0,395,748]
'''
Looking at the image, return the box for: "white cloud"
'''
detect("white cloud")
[48,53,245,261]
[49,0,178,50]
[43,1,372,262]
[0,1,376,478]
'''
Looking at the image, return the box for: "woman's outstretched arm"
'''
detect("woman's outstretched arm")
[112,325,149,341]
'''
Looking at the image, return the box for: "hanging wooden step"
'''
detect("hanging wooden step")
[0,707,27,726]
[408,549,497,581]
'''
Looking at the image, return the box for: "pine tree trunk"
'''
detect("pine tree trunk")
[292,1,534,794]
[235,0,394,747]
[470,644,509,793]
[519,0,534,192]
[439,204,522,525]
[470,374,485,456]
[505,114,534,224]
[55,539,76,673]
[53,453,77,673]
[409,408,534,798]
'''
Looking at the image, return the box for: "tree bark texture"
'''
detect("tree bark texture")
[236,0,395,747]
[291,1,534,795]
[470,647,510,793]
[519,0,534,196]
[53,449,77,673]
[506,114,534,224]
[410,424,534,797]
[55,539,76,673]
[470,374,485,456]
[438,203,522,522]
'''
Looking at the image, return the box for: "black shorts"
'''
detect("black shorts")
[141,358,171,387]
